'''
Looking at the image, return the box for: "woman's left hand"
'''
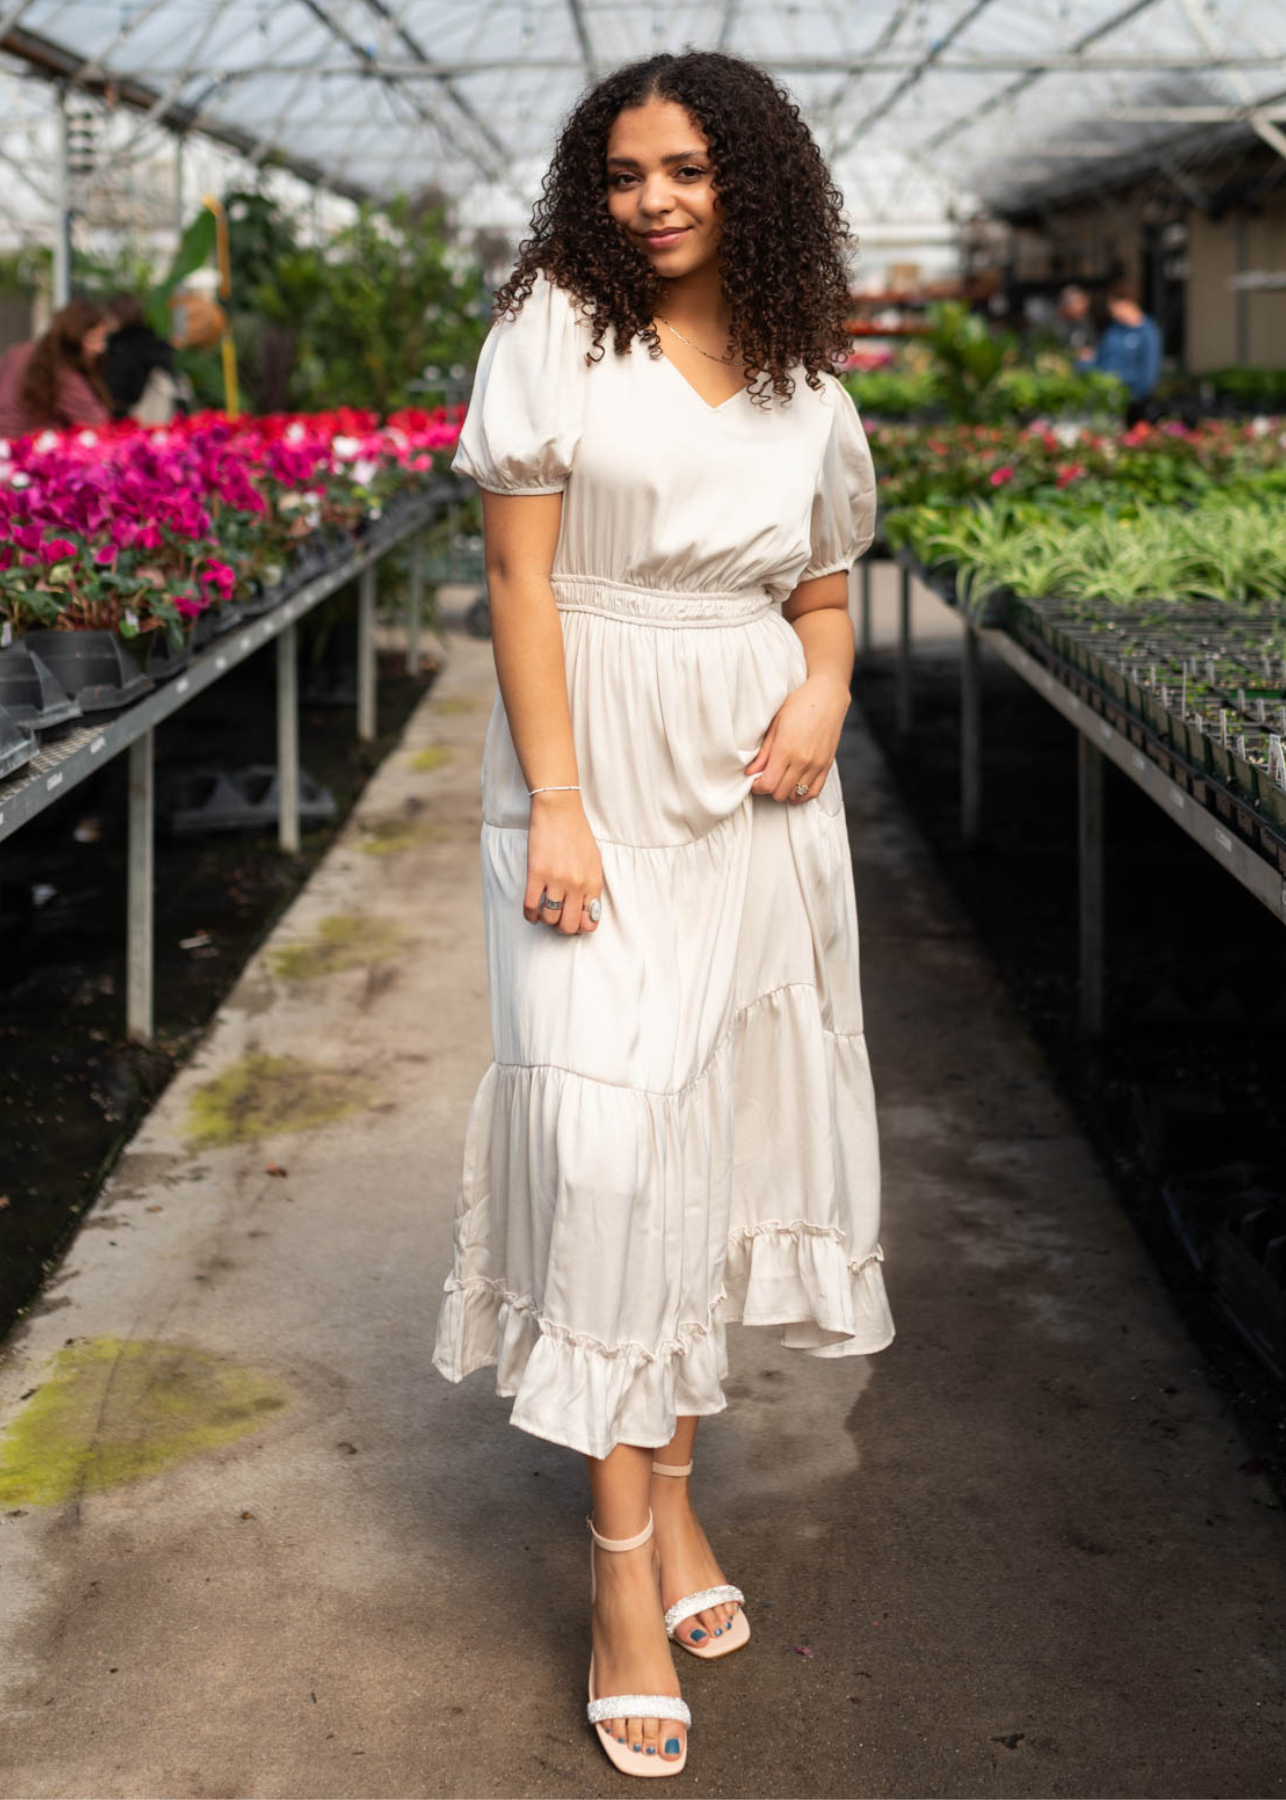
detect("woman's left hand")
[746,672,851,803]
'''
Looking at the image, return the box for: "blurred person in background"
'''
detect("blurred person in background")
[1056,284,1096,358]
[102,292,182,423]
[1077,280,1162,426]
[0,297,111,437]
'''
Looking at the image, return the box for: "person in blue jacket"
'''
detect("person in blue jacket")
[1077,280,1162,425]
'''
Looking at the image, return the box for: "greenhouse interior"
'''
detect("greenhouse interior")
[0,4,1284,1797]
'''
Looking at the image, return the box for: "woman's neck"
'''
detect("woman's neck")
[656,261,730,337]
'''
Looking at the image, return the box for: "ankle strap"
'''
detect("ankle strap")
[587,1507,654,1552]
[652,1459,693,1477]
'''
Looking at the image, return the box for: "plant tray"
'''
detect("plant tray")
[158,763,338,837]
[18,628,153,718]
[0,699,38,780]
[0,641,81,735]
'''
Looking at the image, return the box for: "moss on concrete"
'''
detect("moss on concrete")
[184,1051,375,1147]
[408,744,453,772]
[267,912,405,979]
[0,1337,290,1507]
[429,696,482,715]
[357,818,449,857]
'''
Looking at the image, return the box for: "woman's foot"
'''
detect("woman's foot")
[590,1534,687,1762]
[649,1465,742,1648]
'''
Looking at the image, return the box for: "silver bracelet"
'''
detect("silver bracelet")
[528,784,581,796]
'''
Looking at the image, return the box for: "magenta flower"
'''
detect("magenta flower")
[39,537,78,564]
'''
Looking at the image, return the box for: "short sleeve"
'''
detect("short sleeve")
[801,378,877,580]
[451,272,588,496]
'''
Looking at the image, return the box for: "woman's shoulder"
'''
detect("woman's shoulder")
[501,268,595,335]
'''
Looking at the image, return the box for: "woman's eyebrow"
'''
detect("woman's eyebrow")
[606,150,707,167]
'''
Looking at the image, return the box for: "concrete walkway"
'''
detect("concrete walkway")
[1,607,1282,1800]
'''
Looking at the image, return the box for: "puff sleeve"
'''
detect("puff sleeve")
[801,377,877,580]
[450,272,589,495]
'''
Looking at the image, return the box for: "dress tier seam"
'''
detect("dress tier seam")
[480,798,831,853]
[486,980,864,1101]
[444,1239,887,1366]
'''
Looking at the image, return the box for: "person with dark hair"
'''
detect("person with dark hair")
[0,298,111,438]
[431,49,893,1778]
[101,291,180,422]
[1079,280,1162,425]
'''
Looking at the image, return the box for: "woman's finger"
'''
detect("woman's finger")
[539,888,568,928]
[581,893,602,933]
[557,884,584,936]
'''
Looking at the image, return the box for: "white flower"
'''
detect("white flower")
[77,429,98,447]
[35,430,59,453]
[9,471,30,489]
[352,458,377,487]
[286,422,306,444]
[332,435,360,459]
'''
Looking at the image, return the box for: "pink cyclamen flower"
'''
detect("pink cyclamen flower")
[94,543,117,566]
[989,466,1015,487]
[39,537,78,563]
[200,560,236,598]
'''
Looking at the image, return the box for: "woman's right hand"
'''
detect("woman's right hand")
[523,790,604,934]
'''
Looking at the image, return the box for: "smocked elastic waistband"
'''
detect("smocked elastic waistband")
[551,574,775,627]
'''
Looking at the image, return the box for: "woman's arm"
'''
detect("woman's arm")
[480,488,603,934]
[745,571,853,803]
[57,367,110,427]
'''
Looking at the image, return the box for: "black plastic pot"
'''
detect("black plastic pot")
[0,640,81,736]
[18,627,153,718]
[137,623,193,684]
[0,699,38,780]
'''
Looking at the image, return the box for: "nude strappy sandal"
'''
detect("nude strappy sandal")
[586,1507,691,1777]
[652,1459,751,1659]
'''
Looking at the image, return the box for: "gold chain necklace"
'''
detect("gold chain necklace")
[656,315,736,365]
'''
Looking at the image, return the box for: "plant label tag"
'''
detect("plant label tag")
[124,607,139,631]
[0,621,10,646]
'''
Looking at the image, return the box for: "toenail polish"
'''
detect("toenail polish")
[646,1747,656,1755]
[690,1628,707,1641]
[665,1739,681,1755]
[632,1743,641,1753]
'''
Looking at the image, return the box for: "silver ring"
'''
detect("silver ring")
[587,897,602,922]
[794,780,810,798]
[540,893,564,911]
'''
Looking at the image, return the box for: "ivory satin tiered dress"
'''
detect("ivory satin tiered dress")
[431,272,894,1459]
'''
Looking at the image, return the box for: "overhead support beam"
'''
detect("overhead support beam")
[1175,0,1286,165]
[0,23,371,200]
[95,53,1286,81]
[832,0,1004,158]
[565,0,597,77]
[922,0,1170,154]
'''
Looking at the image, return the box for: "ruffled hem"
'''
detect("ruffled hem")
[432,1224,893,1460]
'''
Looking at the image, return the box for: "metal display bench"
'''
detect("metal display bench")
[0,478,460,1048]
[859,558,1286,1036]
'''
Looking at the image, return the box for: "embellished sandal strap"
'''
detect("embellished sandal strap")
[587,1694,692,1728]
[586,1507,654,1553]
[663,1585,744,1635]
[651,1459,693,1477]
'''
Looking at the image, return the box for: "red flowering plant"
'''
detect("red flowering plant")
[0,405,464,649]
[868,416,1286,518]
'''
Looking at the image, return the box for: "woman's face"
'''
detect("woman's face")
[82,321,109,360]
[606,97,721,277]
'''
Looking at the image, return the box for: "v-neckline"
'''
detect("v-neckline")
[654,346,753,415]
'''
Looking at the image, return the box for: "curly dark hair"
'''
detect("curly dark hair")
[492,50,856,406]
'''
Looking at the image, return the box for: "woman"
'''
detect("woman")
[432,48,894,1777]
[0,298,111,438]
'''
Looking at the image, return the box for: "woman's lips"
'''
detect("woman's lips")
[640,228,689,248]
